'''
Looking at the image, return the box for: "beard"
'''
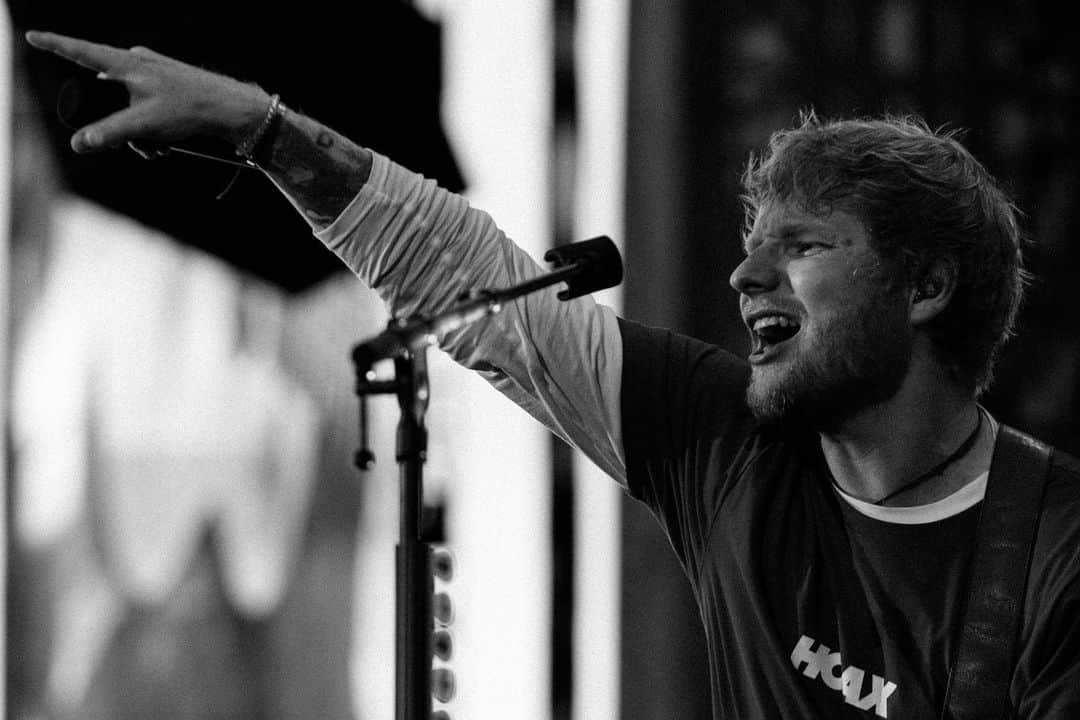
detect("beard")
[746,290,913,432]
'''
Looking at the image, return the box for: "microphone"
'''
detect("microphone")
[543,235,622,300]
[352,235,622,368]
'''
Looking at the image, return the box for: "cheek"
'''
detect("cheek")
[787,265,859,319]
[789,250,892,318]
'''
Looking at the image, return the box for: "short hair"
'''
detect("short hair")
[741,110,1027,396]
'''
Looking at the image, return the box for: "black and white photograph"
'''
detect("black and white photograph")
[2,1,1079,718]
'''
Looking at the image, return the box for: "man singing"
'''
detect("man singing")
[26,30,1080,718]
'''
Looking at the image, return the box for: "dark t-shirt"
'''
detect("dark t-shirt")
[619,318,1080,719]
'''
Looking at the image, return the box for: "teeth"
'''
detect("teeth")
[751,315,798,333]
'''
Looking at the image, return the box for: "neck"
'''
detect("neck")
[819,357,980,506]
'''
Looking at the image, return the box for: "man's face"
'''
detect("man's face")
[729,200,913,429]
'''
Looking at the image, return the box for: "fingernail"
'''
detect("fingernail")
[73,131,96,151]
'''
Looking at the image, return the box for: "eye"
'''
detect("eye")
[791,240,830,256]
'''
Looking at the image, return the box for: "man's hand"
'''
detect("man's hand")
[25,31,270,154]
[26,29,372,229]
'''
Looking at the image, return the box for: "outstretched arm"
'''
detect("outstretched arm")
[24,31,371,230]
[25,30,628,482]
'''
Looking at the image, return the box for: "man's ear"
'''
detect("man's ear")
[909,257,957,325]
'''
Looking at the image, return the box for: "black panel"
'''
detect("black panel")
[9,0,465,292]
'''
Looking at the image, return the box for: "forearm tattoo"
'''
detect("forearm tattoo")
[259,108,373,230]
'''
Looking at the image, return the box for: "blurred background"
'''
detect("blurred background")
[1,1,1078,719]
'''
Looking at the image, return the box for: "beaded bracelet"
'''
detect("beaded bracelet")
[235,93,282,165]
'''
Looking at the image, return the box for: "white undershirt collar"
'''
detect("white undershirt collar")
[832,408,999,525]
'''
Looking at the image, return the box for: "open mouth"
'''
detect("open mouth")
[748,315,801,360]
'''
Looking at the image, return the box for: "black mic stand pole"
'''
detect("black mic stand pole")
[351,236,621,720]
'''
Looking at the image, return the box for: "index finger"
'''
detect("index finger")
[25,31,131,75]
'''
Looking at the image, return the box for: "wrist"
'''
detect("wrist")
[233,90,283,165]
[249,101,288,169]
[222,84,271,145]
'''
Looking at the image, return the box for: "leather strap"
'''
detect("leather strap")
[942,425,1052,719]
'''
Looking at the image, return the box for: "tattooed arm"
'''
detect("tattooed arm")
[255,107,374,230]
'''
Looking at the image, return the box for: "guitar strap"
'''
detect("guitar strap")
[941,425,1053,720]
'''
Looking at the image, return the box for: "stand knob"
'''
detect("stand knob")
[432,668,456,703]
[433,592,454,626]
[432,548,454,581]
[433,629,453,662]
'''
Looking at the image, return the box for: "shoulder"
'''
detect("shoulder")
[617,317,750,390]
[618,317,754,450]
[1037,446,1080,549]
[1048,446,1080,485]
[1022,438,1080,611]
[1013,443,1080,716]
[617,317,771,506]
[1034,440,1080,530]
[985,427,1080,598]
[992,425,1080,506]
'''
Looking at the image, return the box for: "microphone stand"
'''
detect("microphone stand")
[351,236,621,720]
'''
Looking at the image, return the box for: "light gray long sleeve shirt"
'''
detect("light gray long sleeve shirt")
[314,151,626,484]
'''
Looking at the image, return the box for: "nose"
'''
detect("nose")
[729,247,780,296]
